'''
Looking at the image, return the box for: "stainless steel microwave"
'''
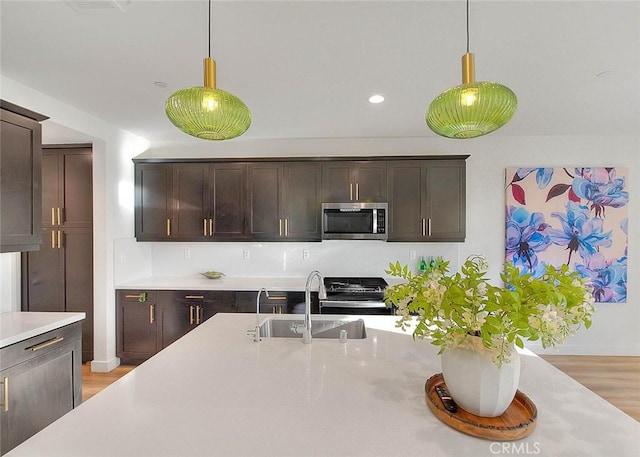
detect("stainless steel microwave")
[321,202,388,240]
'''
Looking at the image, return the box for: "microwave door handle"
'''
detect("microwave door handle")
[372,209,377,233]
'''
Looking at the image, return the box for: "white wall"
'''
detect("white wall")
[3,75,638,368]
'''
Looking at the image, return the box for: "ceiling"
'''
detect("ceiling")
[1,1,639,148]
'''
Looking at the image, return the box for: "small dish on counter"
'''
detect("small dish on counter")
[201,271,225,280]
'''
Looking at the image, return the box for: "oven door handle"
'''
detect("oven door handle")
[320,300,388,309]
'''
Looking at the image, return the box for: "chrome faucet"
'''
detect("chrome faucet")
[254,288,269,342]
[303,270,327,344]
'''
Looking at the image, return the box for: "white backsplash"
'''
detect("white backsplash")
[120,240,461,280]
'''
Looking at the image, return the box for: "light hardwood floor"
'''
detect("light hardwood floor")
[540,355,640,422]
[82,356,640,421]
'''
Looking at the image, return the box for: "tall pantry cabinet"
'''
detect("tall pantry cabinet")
[21,145,94,362]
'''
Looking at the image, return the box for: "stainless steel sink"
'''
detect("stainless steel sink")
[258,318,367,339]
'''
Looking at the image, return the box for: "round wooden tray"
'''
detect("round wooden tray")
[425,373,537,441]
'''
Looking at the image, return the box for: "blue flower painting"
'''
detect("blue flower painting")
[506,167,628,303]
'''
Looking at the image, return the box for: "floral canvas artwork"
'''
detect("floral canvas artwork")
[505,167,629,303]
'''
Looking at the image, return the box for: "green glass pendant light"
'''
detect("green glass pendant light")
[166,0,250,140]
[426,0,517,139]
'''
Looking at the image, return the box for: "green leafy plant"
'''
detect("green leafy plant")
[385,255,595,366]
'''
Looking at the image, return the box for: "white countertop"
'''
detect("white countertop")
[0,312,86,349]
[117,275,311,291]
[116,275,405,291]
[7,314,640,457]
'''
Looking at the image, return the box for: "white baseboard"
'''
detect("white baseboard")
[90,357,121,373]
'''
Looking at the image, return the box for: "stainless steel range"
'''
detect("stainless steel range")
[319,277,393,315]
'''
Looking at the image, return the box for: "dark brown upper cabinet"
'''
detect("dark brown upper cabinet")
[135,162,247,241]
[135,162,173,240]
[247,162,321,241]
[0,101,48,253]
[321,161,386,202]
[134,156,465,244]
[173,162,247,240]
[387,159,466,242]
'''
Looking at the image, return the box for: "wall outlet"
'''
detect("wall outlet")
[303,249,310,259]
[409,250,417,260]
[184,249,191,259]
[243,249,250,260]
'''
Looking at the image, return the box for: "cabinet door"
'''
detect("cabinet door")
[354,162,387,202]
[61,150,93,226]
[209,163,246,239]
[62,227,94,361]
[0,339,79,455]
[135,163,173,240]
[282,162,321,241]
[424,161,466,242]
[159,303,194,349]
[41,152,61,226]
[322,161,386,202]
[0,109,42,252]
[116,291,159,361]
[387,161,425,241]
[0,351,73,453]
[321,162,352,202]
[247,163,282,240]
[172,163,208,240]
[21,227,65,312]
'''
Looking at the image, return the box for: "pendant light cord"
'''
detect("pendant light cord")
[466,0,470,53]
[208,0,212,58]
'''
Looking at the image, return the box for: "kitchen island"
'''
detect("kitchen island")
[7,313,640,457]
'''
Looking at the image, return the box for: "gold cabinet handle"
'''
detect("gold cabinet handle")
[51,230,56,249]
[427,218,432,237]
[51,207,56,225]
[1,377,8,412]
[196,305,202,325]
[421,218,426,237]
[27,336,64,352]
[209,218,213,237]
[185,295,204,300]
[166,218,171,236]
[278,218,282,237]
[125,293,147,302]
[356,182,359,201]
[284,218,289,237]
[57,230,63,249]
[57,207,62,225]
[349,183,353,201]
[203,218,208,236]
[189,305,195,325]
[149,304,155,324]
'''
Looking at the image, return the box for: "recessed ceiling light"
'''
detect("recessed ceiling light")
[368,94,385,104]
[154,81,167,88]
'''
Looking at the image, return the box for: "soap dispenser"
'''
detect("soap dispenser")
[418,256,428,274]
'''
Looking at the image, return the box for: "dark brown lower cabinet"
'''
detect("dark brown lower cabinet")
[158,291,236,349]
[116,290,159,364]
[116,290,236,363]
[0,322,82,455]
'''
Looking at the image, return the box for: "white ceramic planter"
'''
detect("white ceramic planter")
[441,336,520,417]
